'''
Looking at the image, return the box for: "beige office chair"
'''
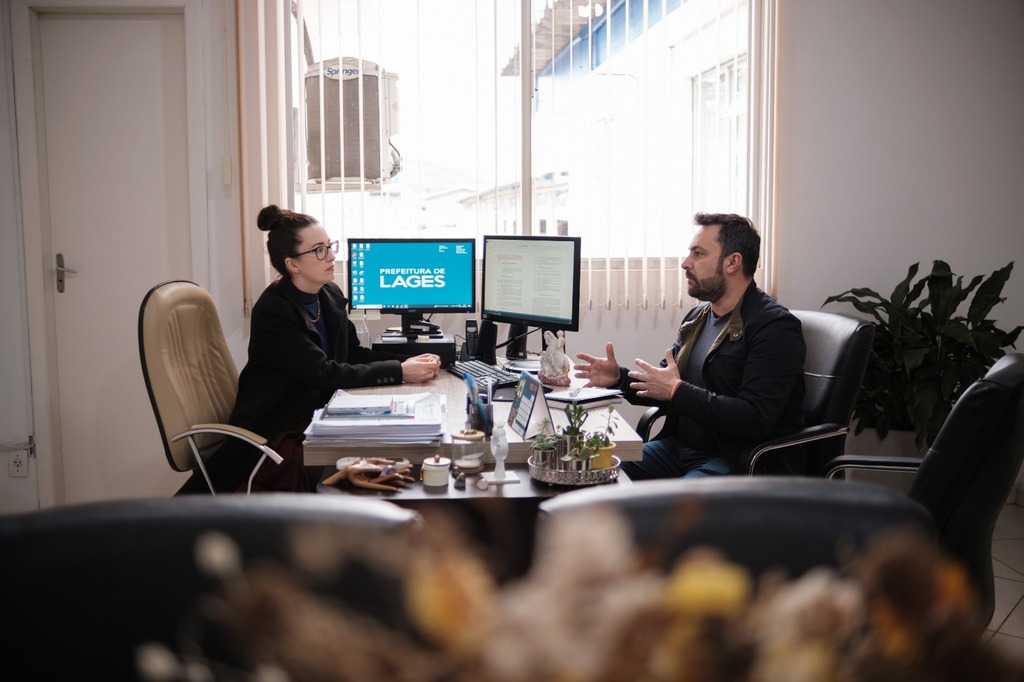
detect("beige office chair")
[138,280,282,494]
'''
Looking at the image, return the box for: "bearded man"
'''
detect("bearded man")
[574,213,806,479]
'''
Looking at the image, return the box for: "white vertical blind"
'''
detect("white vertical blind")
[528,0,755,310]
[266,0,768,311]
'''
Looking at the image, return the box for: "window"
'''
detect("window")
[287,0,763,308]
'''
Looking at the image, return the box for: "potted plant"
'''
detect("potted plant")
[562,406,619,470]
[562,431,603,471]
[557,404,589,470]
[824,260,1021,451]
[530,419,560,469]
[590,406,618,469]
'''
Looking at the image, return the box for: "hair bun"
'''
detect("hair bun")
[256,204,282,232]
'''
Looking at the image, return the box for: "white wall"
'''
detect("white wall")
[775,0,1024,326]
[773,0,1024,485]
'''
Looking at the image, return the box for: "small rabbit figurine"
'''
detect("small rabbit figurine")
[539,330,572,387]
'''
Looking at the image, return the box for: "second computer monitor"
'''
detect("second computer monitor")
[480,235,582,359]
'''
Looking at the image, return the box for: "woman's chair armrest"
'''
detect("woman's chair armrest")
[172,423,284,494]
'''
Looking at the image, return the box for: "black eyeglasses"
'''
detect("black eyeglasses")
[294,239,339,261]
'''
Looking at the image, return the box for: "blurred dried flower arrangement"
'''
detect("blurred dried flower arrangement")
[136,507,1024,682]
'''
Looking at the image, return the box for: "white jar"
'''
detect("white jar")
[421,457,451,487]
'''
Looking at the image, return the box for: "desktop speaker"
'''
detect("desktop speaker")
[478,320,498,365]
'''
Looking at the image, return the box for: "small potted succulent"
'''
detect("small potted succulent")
[591,406,617,469]
[557,404,589,470]
[529,419,560,469]
[565,406,618,470]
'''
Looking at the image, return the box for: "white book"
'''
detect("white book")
[323,390,395,416]
[544,387,623,407]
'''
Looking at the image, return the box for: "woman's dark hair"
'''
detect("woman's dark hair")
[257,205,318,278]
[694,212,760,278]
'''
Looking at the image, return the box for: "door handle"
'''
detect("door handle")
[0,435,34,456]
[55,253,77,293]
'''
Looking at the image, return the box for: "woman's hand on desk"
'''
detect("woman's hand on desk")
[574,342,622,388]
[401,353,442,383]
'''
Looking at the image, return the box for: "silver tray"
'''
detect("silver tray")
[528,455,620,486]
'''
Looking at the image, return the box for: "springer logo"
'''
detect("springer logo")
[324,65,362,80]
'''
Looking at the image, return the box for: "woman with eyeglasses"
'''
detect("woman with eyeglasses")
[205,204,441,493]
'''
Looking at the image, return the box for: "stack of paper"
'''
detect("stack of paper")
[324,391,404,417]
[305,391,446,444]
[544,387,623,409]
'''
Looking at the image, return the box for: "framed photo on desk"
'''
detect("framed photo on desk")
[507,372,551,440]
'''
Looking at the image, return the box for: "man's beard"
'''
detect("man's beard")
[686,260,727,302]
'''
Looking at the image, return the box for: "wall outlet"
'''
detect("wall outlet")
[9,451,28,478]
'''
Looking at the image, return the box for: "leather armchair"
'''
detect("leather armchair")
[538,476,935,580]
[822,353,1024,625]
[0,495,420,679]
[637,310,874,475]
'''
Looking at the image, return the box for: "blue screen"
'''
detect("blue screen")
[348,239,475,313]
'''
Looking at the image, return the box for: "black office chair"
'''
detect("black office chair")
[0,495,421,679]
[636,309,874,475]
[822,352,1024,626]
[538,476,935,580]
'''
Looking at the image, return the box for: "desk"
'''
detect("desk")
[303,371,643,467]
[318,462,633,580]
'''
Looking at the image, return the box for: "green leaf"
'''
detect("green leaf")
[823,259,1017,447]
[939,366,960,401]
[968,262,1014,324]
[926,260,955,322]
[890,263,921,307]
[902,347,929,372]
[938,321,975,348]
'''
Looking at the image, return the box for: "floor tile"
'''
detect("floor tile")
[998,584,1024,639]
[991,575,1024,632]
[994,557,1024,582]
[994,537,1024,576]
[994,504,1024,541]
[988,632,1024,663]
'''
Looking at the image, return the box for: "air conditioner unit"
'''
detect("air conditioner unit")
[305,57,399,184]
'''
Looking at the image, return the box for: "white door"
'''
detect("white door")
[14,5,205,504]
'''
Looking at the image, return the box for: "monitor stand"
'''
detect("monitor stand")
[503,322,530,360]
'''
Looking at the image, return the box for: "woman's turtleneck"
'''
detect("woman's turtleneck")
[296,287,330,356]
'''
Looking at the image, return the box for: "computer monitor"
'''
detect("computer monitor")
[480,235,582,360]
[347,238,476,337]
